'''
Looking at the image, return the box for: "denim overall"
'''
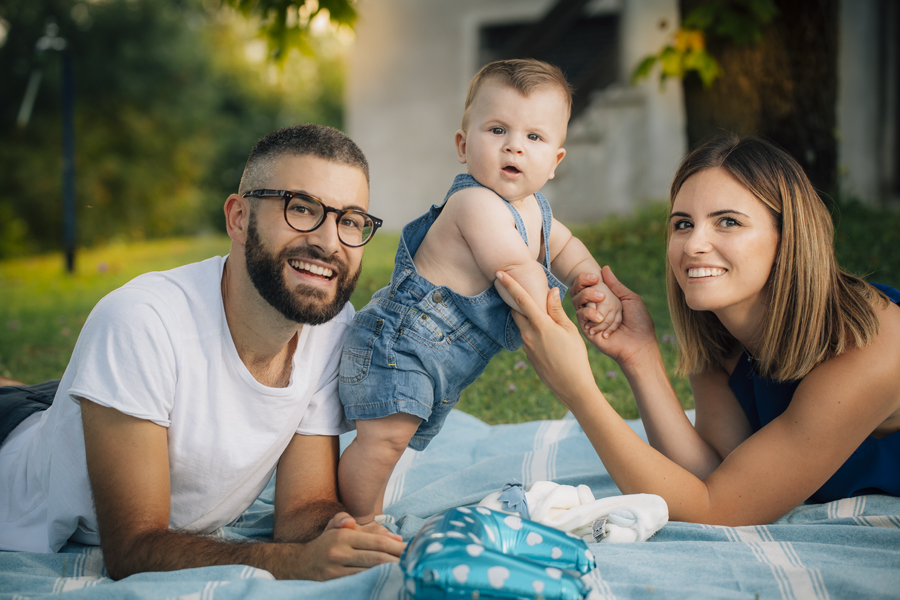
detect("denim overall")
[339,174,567,450]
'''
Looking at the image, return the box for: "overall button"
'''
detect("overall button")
[432,291,443,304]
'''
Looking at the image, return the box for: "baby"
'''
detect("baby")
[338,58,622,523]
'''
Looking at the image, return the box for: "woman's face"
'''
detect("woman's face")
[667,167,780,322]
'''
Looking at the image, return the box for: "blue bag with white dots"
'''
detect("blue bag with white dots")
[399,506,596,599]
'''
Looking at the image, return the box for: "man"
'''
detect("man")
[0,124,405,580]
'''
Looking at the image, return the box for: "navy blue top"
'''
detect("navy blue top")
[728,283,900,504]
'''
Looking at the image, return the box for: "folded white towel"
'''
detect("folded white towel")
[479,481,668,543]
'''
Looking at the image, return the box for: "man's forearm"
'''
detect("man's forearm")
[274,498,346,543]
[105,528,303,580]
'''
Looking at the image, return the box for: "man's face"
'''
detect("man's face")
[243,154,369,325]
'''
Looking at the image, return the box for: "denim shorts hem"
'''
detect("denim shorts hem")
[407,434,433,451]
[344,399,432,424]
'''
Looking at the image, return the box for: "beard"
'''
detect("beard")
[244,214,361,326]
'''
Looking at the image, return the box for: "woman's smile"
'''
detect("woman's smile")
[687,267,727,279]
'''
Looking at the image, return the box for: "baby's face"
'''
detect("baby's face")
[456,80,568,203]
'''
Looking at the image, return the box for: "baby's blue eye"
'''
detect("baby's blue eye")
[490,127,504,135]
[527,133,540,141]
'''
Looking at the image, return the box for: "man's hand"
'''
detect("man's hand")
[291,512,405,581]
[333,512,403,541]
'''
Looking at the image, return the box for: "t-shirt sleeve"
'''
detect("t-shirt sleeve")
[66,286,178,427]
[295,305,353,436]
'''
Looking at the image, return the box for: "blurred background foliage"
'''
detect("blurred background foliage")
[0,0,349,259]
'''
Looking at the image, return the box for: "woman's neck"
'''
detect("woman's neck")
[713,300,768,358]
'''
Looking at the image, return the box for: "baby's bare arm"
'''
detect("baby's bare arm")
[447,189,552,313]
[548,219,622,332]
[546,219,601,287]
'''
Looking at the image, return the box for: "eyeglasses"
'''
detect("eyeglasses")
[242,189,383,247]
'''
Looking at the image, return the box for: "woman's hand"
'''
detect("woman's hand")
[495,271,598,410]
[571,267,660,371]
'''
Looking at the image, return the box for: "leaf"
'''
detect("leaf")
[630,55,658,84]
[693,51,722,87]
[659,46,684,79]
[683,5,716,31]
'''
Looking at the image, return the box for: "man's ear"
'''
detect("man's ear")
[548,147,567,180]
[224,194,250,244]
[455,130,468,165]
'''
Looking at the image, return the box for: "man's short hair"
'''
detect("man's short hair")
[462,58,573,130]
[238,124,369,195]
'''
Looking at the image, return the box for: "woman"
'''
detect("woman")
[495,135,900,525]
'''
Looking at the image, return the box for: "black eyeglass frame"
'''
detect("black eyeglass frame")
[242,189,383,247]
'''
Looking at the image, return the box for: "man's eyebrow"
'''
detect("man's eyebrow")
[292,190,368,213]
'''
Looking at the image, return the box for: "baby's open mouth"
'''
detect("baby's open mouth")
[503,165,521,175]
[289,259,335,280]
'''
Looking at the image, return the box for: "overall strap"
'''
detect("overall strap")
[534,191,554,270]
[502,201,530,247]
[444,174,530,246]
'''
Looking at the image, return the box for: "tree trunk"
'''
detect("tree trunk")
[680,0,839,194]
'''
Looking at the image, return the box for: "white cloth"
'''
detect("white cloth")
[0,256,352,553]
[479,481,669,543]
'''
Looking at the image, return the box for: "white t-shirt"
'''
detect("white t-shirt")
[0,256,352,553]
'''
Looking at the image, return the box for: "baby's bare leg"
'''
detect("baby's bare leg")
[338,412,423,524]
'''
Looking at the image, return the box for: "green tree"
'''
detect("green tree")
[0,0,349,258]
[222,0,356,61]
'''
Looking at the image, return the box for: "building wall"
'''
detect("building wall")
[346,0,687,231]
[837,0,899,205]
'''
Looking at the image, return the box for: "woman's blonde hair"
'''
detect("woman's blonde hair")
[667,135,887,381]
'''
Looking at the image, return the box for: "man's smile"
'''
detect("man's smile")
[289,259,335,280]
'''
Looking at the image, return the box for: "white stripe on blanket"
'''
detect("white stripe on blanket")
[522,418,576,484]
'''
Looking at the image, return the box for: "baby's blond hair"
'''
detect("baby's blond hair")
[461,58,573,130]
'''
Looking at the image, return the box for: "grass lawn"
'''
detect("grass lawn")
[2,199,898,424]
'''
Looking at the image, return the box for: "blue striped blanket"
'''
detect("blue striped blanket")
[1,410,898,599]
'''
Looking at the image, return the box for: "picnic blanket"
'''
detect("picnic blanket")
[2,409,898,599]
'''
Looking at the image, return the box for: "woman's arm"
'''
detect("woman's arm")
[568,269,727,478]
[495,269,900,525]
